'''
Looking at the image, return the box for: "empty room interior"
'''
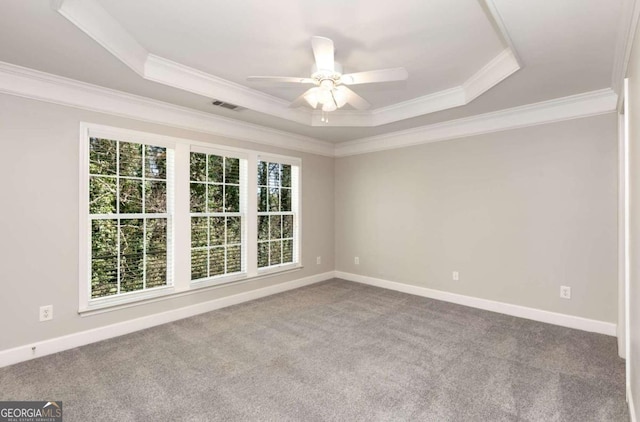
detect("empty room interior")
[2,0,640,420]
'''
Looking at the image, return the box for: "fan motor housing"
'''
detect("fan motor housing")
[311,62,343,84]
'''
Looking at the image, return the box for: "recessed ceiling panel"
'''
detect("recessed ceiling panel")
[98,0,506,107]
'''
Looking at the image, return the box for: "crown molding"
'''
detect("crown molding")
[52,0,521,128]
[307,48,519,127]
[463,48,519,102]
[144,54,310,124]
[0,61,335,157]
[612,0,640,109]
[0,59,617,158]
[334,88,618,157]
[53,0,147,76]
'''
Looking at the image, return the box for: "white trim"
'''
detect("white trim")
[144,54,309,125]
[335,271,617,336]
[462,49,520,103]
[0,61,619,158]
[52,0,147,77]
[52,0,521,127]
[482,0,523,67]
[334,89,618,157]
[618,110,627,359]
[625,78,632,400]
[0,271,334,368]
[612,0,640,102]
[0,61,334,157]
[630,388,638,422]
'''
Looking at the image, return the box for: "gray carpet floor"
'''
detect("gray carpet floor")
[0,279,629,421]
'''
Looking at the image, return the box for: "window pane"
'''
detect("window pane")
[208,155,223,183]
[258,216,269,241]
[91,219,118,298]
[210,247,225,276]
[89,176,116,214]
[208,184,223,212]
[227,245,241,273]
[89,138,117,175]
[210,217,225,246]
[225,157,240,184]
[225,185,240,212]
[281,188,291,212]
[258,187,268,212]
[190,183,206,213]
[145,145,167,179]
[270,241,282,266]
[146,252,167,288]
[270,215,282,239]
[119,179,143,214]
[145,181,166,213]
[281,165,291,188]
[268,188,280,212]
[257,161,267,186]
[227,217,241,244]
[268,162,280,187]
[191,217,208,248]
[120,219,144,292]
[190,152,207,181]
[283,215,293,239]
[119,142,143,177]
[146,218,167,253]
[191,249,208,280]
[258,242,269,268]
[283,239,293,263]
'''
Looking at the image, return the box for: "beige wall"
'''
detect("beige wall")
[335,114,618,323]
[626,15,640,419]
[0,94,334,351]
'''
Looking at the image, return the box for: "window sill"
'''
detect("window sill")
[79,264,303,317]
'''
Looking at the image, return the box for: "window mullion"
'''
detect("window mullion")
[246,153,258,277]
[173,142,192,292]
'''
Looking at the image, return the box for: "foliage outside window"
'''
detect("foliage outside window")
[82,124,300,312]
[257,161,295,269]
[190,152,244,280]
[88,138,171,299]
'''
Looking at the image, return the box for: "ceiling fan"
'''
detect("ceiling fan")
[247,36,408,117]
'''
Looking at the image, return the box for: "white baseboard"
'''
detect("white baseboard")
[0,271,334,368]
[335,271,617,336]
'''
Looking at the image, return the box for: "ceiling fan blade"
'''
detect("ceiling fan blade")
[341,86,370,110]
[341,67,408,85]
[247,76,315,84]
[311,36,334,72]
[290,87,319,108]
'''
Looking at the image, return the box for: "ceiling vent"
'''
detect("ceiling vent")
[211,100,243,111]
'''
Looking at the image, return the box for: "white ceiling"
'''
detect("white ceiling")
[0,0,625,143]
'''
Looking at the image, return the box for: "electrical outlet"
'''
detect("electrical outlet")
[452,271,459,281]
[560,286,571,299]
[39,305,53,322]
[354,256,360,265]
[316,256,321,265]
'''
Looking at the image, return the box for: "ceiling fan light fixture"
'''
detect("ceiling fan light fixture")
[333,86,348,108]
[303,88,319,108]
[322,101,337,112]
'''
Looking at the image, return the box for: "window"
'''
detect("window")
[80,124,300,313]
[190,151,246,281]
[86,136,173,300]
[257,161,297,269]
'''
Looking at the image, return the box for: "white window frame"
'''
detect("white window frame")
[79,123,302,314]
[79,123,178,312]
[256,153,302,275]
[188,145,249,288]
